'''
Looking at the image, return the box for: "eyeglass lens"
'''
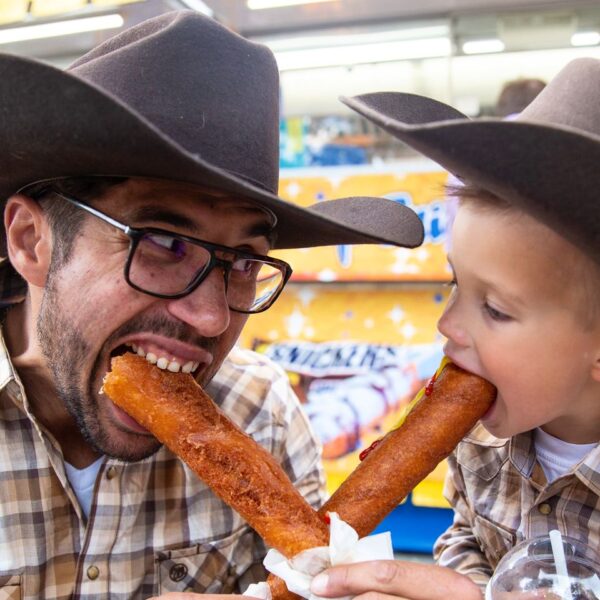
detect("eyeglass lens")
[128,232,284,312]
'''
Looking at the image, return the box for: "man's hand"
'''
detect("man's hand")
[310,560,483,600]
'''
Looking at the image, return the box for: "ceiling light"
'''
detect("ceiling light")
[462,39,505,55]
[0,13,124,44]
[273,37,451,70]
[571,31,600,47]
[177,0,214,16]
[248,0,335,9]
[265,25,450,52]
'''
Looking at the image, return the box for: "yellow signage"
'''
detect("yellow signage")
[275,169,451,282]
[241,284,451,508]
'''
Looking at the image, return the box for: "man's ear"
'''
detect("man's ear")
[4,194,53,288]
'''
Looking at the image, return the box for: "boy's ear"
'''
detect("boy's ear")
[4,194,52,288]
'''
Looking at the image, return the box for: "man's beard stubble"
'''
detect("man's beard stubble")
[36,273,217,461]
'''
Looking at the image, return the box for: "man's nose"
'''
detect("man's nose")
[165,268,230,336]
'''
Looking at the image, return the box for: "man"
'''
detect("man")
[0,9,430,600]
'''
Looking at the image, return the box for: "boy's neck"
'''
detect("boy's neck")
[540,421,600,445]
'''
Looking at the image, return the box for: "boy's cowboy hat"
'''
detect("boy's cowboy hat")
[0,10,423,253]
[342,58,600,264]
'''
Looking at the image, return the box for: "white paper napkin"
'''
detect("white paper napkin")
[244,513,394,600]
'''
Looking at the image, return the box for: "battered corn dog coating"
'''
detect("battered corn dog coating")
[102,353,329,557]
[318,361,496,536]
[267,361,496,600]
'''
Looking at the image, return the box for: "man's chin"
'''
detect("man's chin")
[101,435,163,463]
[92,405,163,461]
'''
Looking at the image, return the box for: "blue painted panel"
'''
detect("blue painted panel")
[372,497,454,554]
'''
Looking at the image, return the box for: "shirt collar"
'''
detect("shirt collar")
[575,445,600,495]
[510,429,600,493]
[509,430,537,477]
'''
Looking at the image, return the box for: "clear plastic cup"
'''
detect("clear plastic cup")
[486,534,600,600]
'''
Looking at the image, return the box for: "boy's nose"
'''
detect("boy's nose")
[437,293,470,348]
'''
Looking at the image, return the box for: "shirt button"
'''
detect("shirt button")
[170,563,188,582]
[106,466,117,480]
[87,565,100,580]
[538,502,552,515]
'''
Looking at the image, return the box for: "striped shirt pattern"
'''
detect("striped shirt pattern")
[0,338,326,599]
[434,423,600,588]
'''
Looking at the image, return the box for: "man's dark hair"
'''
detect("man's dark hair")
[24,176,127,268]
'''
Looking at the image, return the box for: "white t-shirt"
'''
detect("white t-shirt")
[534,427,597,483]
[64,457,104,519]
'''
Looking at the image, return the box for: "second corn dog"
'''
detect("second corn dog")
[268,359,495,600]
[318,359,496,535]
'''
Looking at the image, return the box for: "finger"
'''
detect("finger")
[310,560,482,600]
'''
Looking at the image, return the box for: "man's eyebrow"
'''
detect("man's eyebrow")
[129,206,275,242]
[249,221,276,243]
[129,206,197,230]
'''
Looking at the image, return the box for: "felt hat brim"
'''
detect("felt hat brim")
[1,54,423,251]
[341,60,600,263]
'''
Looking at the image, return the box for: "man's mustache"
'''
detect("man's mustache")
[106,314,218,355]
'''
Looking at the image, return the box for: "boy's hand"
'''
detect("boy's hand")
[310,560,483,600]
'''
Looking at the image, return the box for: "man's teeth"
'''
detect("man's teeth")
[128,344,199,373]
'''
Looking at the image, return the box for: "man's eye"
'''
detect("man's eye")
[232,258,253,273]
[145,234,186,258]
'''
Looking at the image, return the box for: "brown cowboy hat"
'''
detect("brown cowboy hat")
[342,57,600,264]
[0,9,424,255]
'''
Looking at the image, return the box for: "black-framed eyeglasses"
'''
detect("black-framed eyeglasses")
[50,188,293,314]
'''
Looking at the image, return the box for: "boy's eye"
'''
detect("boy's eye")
[484,302,511,321]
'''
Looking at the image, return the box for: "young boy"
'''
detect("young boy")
[433,182,600,587]
[308,58,600,599]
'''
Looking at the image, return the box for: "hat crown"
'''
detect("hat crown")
[518,58,600,138]
[68,10,280,193]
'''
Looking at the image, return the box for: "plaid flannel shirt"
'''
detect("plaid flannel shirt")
[0,334,326,600]
[434,423,600,589]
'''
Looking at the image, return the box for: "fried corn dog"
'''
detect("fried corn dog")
[268,360,496,600]
[317,359,496,536]
[102,353,330,558]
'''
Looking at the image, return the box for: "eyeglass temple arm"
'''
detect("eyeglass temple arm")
[54,190,132,236]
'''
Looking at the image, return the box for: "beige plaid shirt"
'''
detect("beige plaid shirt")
[434,423,600,588]
[0,335,326,599]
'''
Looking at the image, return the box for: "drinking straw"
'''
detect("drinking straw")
[549,529,574,600]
